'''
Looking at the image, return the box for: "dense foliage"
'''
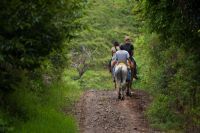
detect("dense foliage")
[134,0,200,131]
[0,0,199,132]
[0,0,84,132]
[70,0,142,71]
[0,0,83,91]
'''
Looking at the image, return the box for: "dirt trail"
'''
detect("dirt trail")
[74,89,160,133]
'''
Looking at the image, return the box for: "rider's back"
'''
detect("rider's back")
[121,43,134,57]
[115,50,130,63]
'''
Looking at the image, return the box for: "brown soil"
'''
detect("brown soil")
[74,89,161,133]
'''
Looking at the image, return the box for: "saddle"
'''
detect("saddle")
[117,61,134,69]
[117,61,127,67]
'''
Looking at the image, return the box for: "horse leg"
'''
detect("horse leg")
[126,82,130,96]
[117,82,121,99]
[119,87,123,100]
[121,81,126,100]
[118,89,121,99]
[119,87,124,100]
[131,68,134,90]
[121,87,125,100]
[126,81,132,97]
[125,68,134,97]
[126,82,129,96]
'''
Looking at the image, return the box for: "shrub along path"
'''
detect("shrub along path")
[74,89,161,133]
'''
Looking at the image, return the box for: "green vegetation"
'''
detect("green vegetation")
[0,0,199,132]
[0,0,84,132]
[80,70,113,90]
[0,72,82,133]
[14,79,81,133]
[70,0,142,68]
[132,0,200,131]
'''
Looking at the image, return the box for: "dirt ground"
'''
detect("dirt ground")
[74,89,161,133]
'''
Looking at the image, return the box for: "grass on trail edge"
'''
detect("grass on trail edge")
[18,110,77,133]
[11,68,113,133]
[12,69,83,133]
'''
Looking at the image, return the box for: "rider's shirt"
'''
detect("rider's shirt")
[121,43,134,57]
[115,50,130,63]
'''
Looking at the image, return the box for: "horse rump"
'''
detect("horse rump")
[114,63,128,100]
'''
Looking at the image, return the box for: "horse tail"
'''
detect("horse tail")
[120,66,123,83]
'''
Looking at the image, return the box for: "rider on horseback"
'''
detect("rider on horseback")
[112,45,133,80]
[111,41,120,57]
[115,45,131,65]
[109,41,120,73]
[113,45,133,98]
[120,36,138,79]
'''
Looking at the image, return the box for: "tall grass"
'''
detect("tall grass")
[79,69,113,90]
[18,110,77,133]
[0,67,113,133]
[6,69,83,133]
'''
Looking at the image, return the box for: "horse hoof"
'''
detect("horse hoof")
[121,96,125,100]
[126,92,132,97]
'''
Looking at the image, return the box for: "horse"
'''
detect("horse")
[114,62,128,100]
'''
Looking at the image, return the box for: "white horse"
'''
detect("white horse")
[114,63,128,100]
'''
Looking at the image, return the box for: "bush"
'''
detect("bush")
[133,0,200,131]
[146,94,181,130]
[1,69,82,132]
[0,0,84,132]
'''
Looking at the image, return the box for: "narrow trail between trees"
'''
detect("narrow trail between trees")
[74,89,161,133]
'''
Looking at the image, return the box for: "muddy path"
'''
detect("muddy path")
[74,89,161,133]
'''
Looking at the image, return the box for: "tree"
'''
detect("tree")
[134,0,200,131]
[0,0,84,92]
[0,0,85,131]
[71,45,96,78]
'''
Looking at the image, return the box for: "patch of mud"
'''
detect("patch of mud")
[74,89,161,133]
